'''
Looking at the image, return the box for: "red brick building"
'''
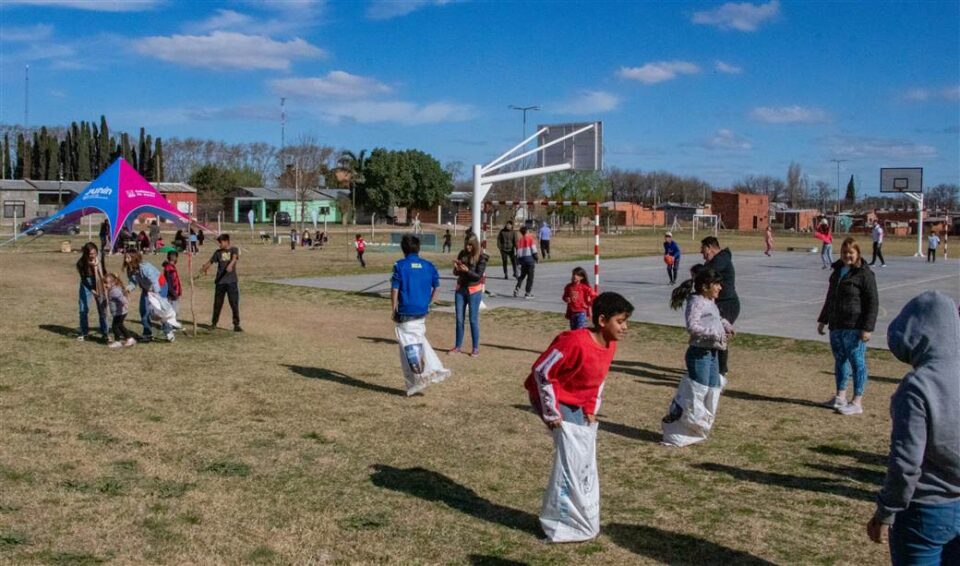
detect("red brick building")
[600,202,665,226]
[711,191,769,231]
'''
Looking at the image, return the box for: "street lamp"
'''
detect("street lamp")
[509,104,540,217]
[830,158,848,232]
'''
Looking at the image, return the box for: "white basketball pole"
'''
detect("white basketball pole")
[904,192,924,257]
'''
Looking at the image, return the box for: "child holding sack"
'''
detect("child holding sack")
[525,292,634,543]
[661,267,734,447]
[104,273,135,349]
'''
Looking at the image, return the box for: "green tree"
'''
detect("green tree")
[154,137,164,182]
[361,148,452,215]
[190,164,263,216]
[336,149,368,223]
[845,174,856,204]
[98,115,110,173]
[2,133,9,179]
[77,122,91,180]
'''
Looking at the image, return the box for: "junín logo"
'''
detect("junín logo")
[83,186,113,199]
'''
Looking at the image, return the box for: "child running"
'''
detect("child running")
[562,267,597,330]
[661,267,734,447]
[525,292,634,542]
[355,234,366,267]
[103,273,135,349]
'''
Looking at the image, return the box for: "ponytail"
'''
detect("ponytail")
[670,279,695,310]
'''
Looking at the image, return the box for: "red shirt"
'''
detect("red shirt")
[562,282,597,319]
[356,239,366,252]
[524,329,617,420]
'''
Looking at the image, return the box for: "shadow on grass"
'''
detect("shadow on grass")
[468,555,529,566]
[818,370,900,385]
[480,343,543,355]
[613,360,685,374]
[283,365,405,397]
[723,388,823,408]
[806,463,885,484]
[611,363,682,382]
[358,335,397,346]
[509,405,661,443]
[809,445,887,467]
[370,465,540,536]
[606,523,776,565]
[39,324,77,337]
[692,462,874,501]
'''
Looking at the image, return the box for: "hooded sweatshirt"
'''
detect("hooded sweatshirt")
[874,290,960,524]
[704,248,737,304]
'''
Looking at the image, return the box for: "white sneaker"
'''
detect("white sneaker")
[165,331,175,342]
[123,337,136,347]
[168,319,182,329]
[836,402,863,415]
[822,396,846,409]
[108,341,123,349]
[76,335,86,342]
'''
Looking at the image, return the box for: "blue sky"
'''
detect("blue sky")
[1,0,957,192]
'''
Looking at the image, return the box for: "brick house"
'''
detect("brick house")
[711,191,769,231]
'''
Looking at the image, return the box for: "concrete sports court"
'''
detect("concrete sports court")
[275,249,959,350]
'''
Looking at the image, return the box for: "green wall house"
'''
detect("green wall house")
[227,187,342,224]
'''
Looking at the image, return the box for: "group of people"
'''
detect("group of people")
[289,229,329,250]
[99,219,205,256]
[77,230,243,346]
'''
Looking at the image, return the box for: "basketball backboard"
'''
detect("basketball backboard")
[880,167,923,193]
[536,121,603,171]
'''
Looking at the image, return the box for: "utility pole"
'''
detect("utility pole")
[830,158,848,232]
[24,65,29,128]
[58,163,63,206]
[509,104,540,218]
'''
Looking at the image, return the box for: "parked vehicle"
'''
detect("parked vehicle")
[275,211,291,226]
[20,217,81,235]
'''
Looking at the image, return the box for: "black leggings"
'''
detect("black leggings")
[871,242,885,266]
[212,283,240,327]
[516,262,535,294]
[716,297,741,375]
[500,250,517,277]
[112,314,131,341]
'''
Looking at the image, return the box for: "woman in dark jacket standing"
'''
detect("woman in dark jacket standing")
[77,242,109,341]
[817,236,879,415]
[451,234,488,356]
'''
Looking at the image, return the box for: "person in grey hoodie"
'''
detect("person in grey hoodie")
[867,290,960,564]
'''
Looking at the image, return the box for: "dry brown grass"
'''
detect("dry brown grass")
[0,232,908,564]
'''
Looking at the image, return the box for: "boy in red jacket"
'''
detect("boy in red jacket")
[562,267,597,330]
[355,234,366,268]
[161,251,183,314]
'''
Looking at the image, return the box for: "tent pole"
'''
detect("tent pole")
[188,246,197,338]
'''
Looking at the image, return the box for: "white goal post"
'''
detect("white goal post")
[692,214,719,241]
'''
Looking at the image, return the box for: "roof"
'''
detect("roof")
[0,179,35,191]
[317,188,350,200]
[24,180,88,193]
[235,186,332,201]
[156,182,196,194]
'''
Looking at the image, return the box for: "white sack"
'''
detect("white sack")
[395,318,450,396]
[146,292,181,329]
[540,421,600,543]
[660,375,725,447]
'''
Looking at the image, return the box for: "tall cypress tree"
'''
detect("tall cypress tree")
[91,123,100,176]
[143,134,153,180]
[22,138,33,180]
[77,122,91,180]
[137,127,147,174]
[1,134,9,179]
[15,133,25,179]
[154,137,164,182]
[99,115,110,172]
[845,174,856,204]
[30,132,41,179]
[121,133,131,164]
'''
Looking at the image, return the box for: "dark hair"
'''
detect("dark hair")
[76,242,99,274]
[592,292,634,326]
[355,233,362,239]
[217,233,230,242]
[572,266,588,283]
[670,267,722,310]
[700,236,720,249]
[166,250,179,260]
[400,234,420,255]
[519,226,528,235]
[505,220,513,227]
[689,263,703,278]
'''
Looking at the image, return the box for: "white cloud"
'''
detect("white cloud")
[750,105,828,124]
[317,100,474,125]
[366,0,453,20]
[134,32,325,70]
[617,61,700,84]
[903,86,960,102]
[715,60,742,74]
[692,0,780,32]
[186,105,278,122]
[182,3,326,36]
[270,71,392,99]
[822,135,938,160]
[552,90,620,114]
[703,129,752,150]
[1,24,54,42]
[3,0,161,11]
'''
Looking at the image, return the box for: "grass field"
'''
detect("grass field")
[0,227,911,564]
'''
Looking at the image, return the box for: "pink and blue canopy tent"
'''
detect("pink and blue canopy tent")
[6,158,196,247]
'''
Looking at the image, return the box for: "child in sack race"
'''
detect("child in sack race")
[524,292,634,543]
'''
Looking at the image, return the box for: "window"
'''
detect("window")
[3,201,25,218]
[319,206,330,215]
[38,192,69,206]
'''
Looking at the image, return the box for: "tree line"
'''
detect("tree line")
[1,117,164,182]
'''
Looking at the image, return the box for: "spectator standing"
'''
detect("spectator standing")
[442,230,452,253]
[289,228,297,251]
[197,229,205,249]
[514,226,539,298]
[451,234,488,356]
[927,232,941,263]
[663,231,681,284]
[76,242,109,342]
[870,221,887,267]
[148,220,160,250]
[173,230,186,252]
[99,219,110,255]
[866,291,959,564]
[817,237,879,415]
[538,221,552,260]
[764,226,774,256]
[201,234,242,332]
[701,237,739,379]
[497,221,518,279]
[189,229,199,253]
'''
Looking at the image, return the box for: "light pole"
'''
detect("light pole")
[509,104,540,218]
[830,158,848,232]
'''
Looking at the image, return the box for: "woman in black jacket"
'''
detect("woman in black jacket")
[817,236,879,415]
[451,234,488,356]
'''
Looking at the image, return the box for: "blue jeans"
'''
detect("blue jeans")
[569,311,588,330]
[821,243,834,268]
[139,284,172,338]
[78,277,108,336]
[685,346,721,387]
[829,329,868,396]
[454,289,481,350]
[890,500,960,566]
[559,403,586,425]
